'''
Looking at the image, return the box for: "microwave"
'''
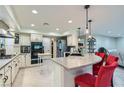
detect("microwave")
[21,46,31,53]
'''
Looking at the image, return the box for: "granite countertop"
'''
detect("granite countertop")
[0,54,21,70]
[0,59,12,69]
[51,54,102,70]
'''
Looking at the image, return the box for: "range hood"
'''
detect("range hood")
[0,29,15,38]
[0,20,15,38]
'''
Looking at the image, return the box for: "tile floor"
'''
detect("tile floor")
[13,61,124,87]
[13,62,54,87]
[113,66,124,87]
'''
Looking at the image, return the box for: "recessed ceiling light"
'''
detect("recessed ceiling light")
[68,20,72,23]
[31,24,35,27]
[43,22,49,26]
[32,10,38,14]
[56,28,60,31]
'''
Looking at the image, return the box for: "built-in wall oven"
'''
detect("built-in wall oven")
[31,42,44,64]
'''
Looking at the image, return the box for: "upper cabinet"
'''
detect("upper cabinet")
[5,38,14,55]
[20,33,31,45]
[67,35,73,46]
[31,34,43,42]
[67,34,78,48]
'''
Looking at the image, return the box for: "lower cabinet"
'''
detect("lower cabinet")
[0,69,4,87]
[26,54,31,66]
[19,54,26,67]
[0,55,21,87]
[20,54,31,67]
[0,54,31,87]
[4,63,12,87]
[12,59,18,83]
[0,62,12,87]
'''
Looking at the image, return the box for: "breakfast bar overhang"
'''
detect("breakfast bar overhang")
[50,54,102,87]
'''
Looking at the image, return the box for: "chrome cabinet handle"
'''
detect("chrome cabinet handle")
[15,63,17,67]
[0,74,3,79]
[8,66,12,69]
[3,76,8,83]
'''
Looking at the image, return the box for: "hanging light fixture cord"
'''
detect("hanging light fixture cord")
[84,5,90,30]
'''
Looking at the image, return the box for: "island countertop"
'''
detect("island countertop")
[51,54,102,70]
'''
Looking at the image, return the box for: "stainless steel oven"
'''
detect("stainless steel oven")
[31,42,44,64]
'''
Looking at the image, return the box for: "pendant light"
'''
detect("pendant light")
[84,5,90,34]
[88,19,92,38]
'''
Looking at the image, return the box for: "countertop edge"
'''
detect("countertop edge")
[50,56,102,70]
[0,53,21,70]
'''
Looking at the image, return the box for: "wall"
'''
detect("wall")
[116,37,124,53]
[94,35,117,51]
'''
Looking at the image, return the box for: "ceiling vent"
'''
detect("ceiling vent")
[43,22,50,26]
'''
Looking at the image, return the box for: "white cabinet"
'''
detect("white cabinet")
[19,54,31,67]
[11,58,18,83]
[0,55,23,87]
[19,54,26,67]
[20,33,31,45]
[0,69,4,87]
[4,62,12,87]
[25,54,31,66]
[67,35,72,46]
[5,38,14,55]
[67,34,78,47]
[43,37,51,53]
[0,62,13,87]
[31,34,42,42]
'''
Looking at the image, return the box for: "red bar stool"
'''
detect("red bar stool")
[93,52,105,76]
[74,61,118,87]
[106,54,119,65]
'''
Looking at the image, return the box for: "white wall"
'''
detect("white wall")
[116,37,124,53]
[94,35,117,51]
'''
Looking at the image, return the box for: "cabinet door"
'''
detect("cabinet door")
[12,58,20,83]
[20,34,31,45]
[0,69,4,87]
[67,34,78,48]
[12,60,16,83]
[26,54,31,66]
[72,34,77,46]
[20,54,26,67]
[19,54,31,67]
[31,34,42,42]
[67,35,72,46]
[4,62,12,87]
[5,38,14,55]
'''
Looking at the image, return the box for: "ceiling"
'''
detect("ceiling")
[9,5,124,37]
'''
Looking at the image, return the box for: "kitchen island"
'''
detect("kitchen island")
[51,53,102,87]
